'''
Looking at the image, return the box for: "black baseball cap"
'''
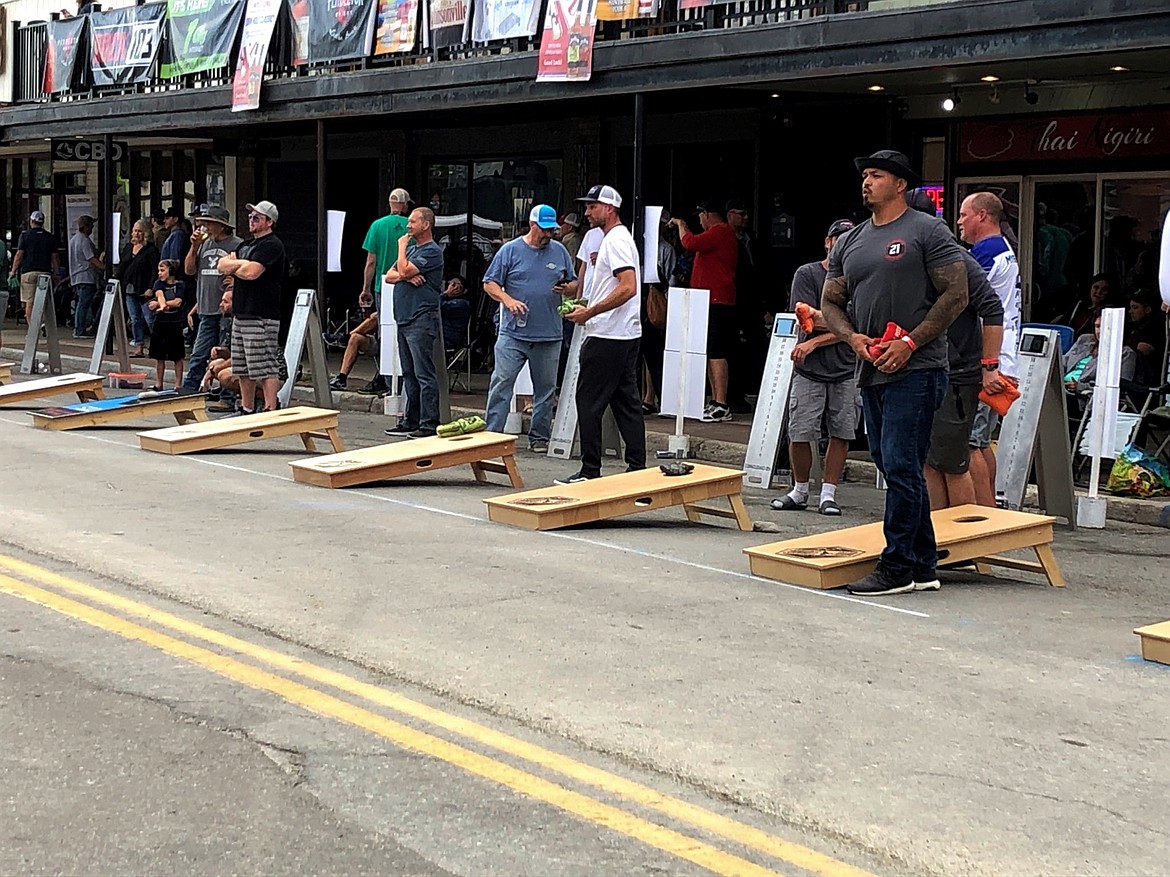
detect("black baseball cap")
[853,149,923,189]
[826,219,855,238]
[695,200,722,215]
[164,206,183,219]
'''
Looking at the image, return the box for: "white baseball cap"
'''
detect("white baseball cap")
[246,200,279,223]
[576,184,622,208]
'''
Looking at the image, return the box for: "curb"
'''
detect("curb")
[7,344,1169,529]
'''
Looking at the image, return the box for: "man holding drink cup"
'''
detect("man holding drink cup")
[182,205,242,391]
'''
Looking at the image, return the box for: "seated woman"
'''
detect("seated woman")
[441,275,472,349]
[1063,314,1137,397]
[1063,273,1116,336]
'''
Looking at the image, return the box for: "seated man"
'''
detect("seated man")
[1125,291,1167,385]
[202,346,241,412]
[441,275,472,349]
[329,293,379,391]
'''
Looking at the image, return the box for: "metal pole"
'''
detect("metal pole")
[316,119,327,324]
[101,133,115,270]
[632,92,645,245]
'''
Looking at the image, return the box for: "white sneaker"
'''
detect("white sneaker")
[701,403,732,423]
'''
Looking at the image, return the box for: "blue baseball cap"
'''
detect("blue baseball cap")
[529,204,559,230]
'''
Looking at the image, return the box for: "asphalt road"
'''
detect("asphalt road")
[1,401,1169,877]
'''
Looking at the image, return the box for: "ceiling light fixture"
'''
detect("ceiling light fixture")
[770,93,780,99]
[867,85,885,92]
[941,88,961,113]
[1110,65,1129,72]
[1024,82,1039,105]
[980,75,1000,83]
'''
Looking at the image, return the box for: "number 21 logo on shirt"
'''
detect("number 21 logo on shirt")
[885,240,906,261]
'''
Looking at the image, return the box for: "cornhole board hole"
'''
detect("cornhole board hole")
[1134,621,1170,666]
[744,504,1065,590]
[0,362,12,383]
[30,390,208,431]
[290,430,523,489]
[138,405,343,456]
[0,372,104,406]
[484,463,751,532]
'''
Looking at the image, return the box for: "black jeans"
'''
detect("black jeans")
[575,336,647,477]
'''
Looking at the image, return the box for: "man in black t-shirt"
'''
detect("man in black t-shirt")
[8,211,61,324]
[821,151,969,597]
[217,200,287,414]
[772,219,857,517]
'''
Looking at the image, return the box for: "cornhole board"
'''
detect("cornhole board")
[484,463,751,532]
[744,504,1065,590]
[30,391,208,431]
[138,406,344,456]
[1134,621,1170,666]
[290,431,523,489]
[0,372,105,407]
[0,362,12,383]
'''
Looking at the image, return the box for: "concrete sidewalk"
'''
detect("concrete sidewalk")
[4,328,1169,529]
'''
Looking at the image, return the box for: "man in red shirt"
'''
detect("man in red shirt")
[672,201,738,422]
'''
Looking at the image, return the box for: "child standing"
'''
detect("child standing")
[148,259,192,390]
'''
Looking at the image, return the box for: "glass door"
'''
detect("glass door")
[1022,175,1097,323]
[954,176,1026,311]
[1099,173,1170,300]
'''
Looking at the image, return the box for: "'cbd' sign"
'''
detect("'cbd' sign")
[50,139,128,162]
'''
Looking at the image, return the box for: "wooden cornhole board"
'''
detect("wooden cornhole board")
[30,391,208,431]
[290,430,522,489]
[0,372,104,406]
[744,504,1065,590]
[0,362,12,383]
[484,463,751,531]
[138,405,344,455]
[1134,621,1170,666]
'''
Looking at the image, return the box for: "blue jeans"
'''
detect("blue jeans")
[485,335,560,443]
[861,368,948,579]
[125,294,155,346]
[72,284,97,336]
[183,313,221,390]
[398,311,441,431]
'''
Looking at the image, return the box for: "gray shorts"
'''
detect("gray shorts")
[926,383,980,474]
[969,400,999,448]
[787,372,857,443]
[231,317,283,379]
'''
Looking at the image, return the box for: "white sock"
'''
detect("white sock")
[789,482,810,503]
[820,483,838,503]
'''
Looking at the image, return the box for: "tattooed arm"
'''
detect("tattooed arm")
[909,260,969,349]
[821,274,874,362]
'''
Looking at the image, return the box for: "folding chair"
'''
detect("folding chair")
[447,319,472,393]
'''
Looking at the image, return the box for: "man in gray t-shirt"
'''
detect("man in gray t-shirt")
[772,219,857,517]
[821,150,968,597]
[182,206,242,391]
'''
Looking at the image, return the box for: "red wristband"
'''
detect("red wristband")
[900,335,917,351]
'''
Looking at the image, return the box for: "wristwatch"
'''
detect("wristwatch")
[982,359,1000,371]
[899,335,917,351]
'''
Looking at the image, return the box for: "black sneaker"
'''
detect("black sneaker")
[408,428,437,438]
[384,422,417,437]
[912,569,941,592]
[528,439,549,453]
[847,569,915,596]
[554,470,597,485]
[358,377,388,396]
[329,374,348,390]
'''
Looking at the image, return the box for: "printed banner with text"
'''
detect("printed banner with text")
[471,0,541,42]
[231,0,281,111]
[289,0,309,64]
[536,0,597,82]
[309,0,378,63]
[89,4,166,87]
[43,16,88,93]
[596,0,657,20]
[163,0,246,77]
[428,0,468,48]
[374,0,421,54]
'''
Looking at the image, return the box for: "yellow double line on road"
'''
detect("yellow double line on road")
[0,553,876,877]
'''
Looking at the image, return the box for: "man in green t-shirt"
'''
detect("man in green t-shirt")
[348,187,411,395]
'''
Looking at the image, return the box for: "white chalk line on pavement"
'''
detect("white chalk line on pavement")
[0,416,930,619]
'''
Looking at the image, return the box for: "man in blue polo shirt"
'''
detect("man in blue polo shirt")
[482,205,579,453]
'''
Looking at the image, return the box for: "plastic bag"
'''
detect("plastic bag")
[1106,443,1170,497]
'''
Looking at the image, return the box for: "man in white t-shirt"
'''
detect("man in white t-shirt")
[958,191,1021,506]
[557,185,646,484]
[558,223,605,388]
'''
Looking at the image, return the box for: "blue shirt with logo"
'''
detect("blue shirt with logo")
[483,237,576,343]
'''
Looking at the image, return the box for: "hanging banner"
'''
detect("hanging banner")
[308,0,378,63]
[535,0,596,82]
[595,0,636,20]
[374,0,421,54]
[677,0,712,8]
[428,0,468,48]
[162,0,246,78]
[290,0,310,63]
[89,4,166,86]
[43,16,87,93]
[471,0,541,42]
[231,0,281,111]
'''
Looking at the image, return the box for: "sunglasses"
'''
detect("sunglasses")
[248,213,267,222]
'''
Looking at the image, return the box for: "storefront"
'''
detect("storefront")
[952,108,1170,322]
